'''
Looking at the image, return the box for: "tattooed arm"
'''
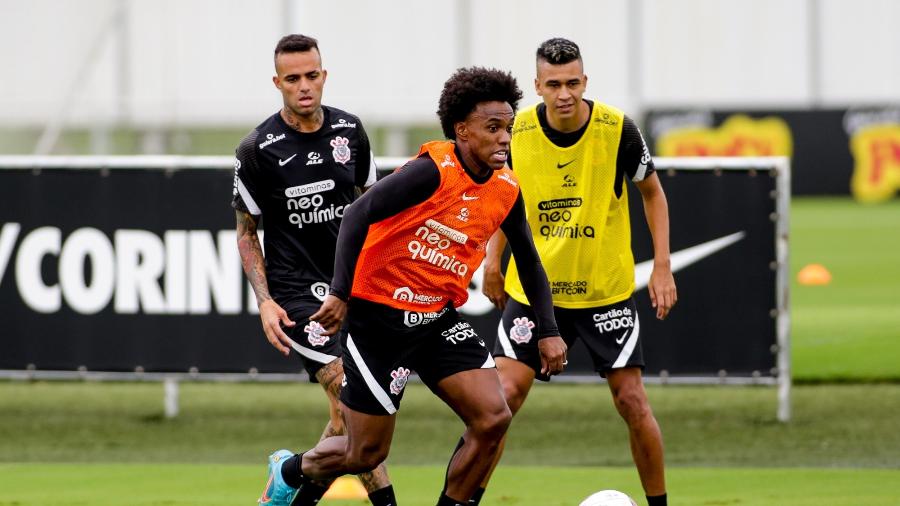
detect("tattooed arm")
[236,209,296,355]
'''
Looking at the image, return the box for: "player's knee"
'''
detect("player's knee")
[471,404,512,441]
[501,378,528,414]
[344,443,388,474]
[344,454,384,475]
[614,388,652,423]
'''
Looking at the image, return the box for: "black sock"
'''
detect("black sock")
[368,484,397,506]
[280,453,306,489]
[647,493,667,506]
[289,480,329,506]
[436,493,466,506]
[468,487,485,505]
[279,452,334,506]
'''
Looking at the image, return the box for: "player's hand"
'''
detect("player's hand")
[538,335,567,376]
[309,295,347,336]
[648,264,677,320]
[259,299,296,356]
[482,268,508,310]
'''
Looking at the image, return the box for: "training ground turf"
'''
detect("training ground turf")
[2,197,898,504]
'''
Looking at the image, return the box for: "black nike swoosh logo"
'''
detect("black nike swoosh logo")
[557,160,575,169]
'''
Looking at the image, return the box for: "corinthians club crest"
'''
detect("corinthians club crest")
[509,317,535,344]
[389,367,411,395]
[330,136,351,165]
[305,321,330,347]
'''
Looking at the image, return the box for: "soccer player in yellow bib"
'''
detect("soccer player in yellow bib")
[479,38,677,506]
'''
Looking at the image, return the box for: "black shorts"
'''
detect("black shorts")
[493,297,644,381]
[340,298,495,415]
[285,301,343,381]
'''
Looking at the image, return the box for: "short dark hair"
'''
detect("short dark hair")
[437,67,523,140]
[536,37,582,65]
[274,34,319,60]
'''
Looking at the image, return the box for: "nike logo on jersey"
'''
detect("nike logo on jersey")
[634,231,746,290]
[557,159,576,169]
[278,154,297,166]
[462,192,479,201]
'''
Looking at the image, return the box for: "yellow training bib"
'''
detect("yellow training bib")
[505,102,635,308]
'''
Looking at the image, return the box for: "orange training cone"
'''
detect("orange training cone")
[797,263,832,286]
[323,476,368,499]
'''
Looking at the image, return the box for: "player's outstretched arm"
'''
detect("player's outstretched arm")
[235,209,295,355]
[635,173,677,319]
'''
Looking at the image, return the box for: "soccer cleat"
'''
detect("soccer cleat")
[258,449,298,505]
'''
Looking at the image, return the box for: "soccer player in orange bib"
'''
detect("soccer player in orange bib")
[258,67,567,506]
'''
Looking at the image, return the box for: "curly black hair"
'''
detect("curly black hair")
[437,67,523,140]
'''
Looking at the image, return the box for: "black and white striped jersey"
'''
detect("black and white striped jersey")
[231,106,376,312]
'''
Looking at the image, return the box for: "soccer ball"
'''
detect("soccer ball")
[578,489,638,506]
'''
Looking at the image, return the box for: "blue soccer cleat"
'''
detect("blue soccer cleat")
[258,449,298,505]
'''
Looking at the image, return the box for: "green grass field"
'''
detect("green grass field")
[3,464,897,506]
[2,197,899,505]
[3,382,898,467]
[790,198,900,381]
[1,381,898,504]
